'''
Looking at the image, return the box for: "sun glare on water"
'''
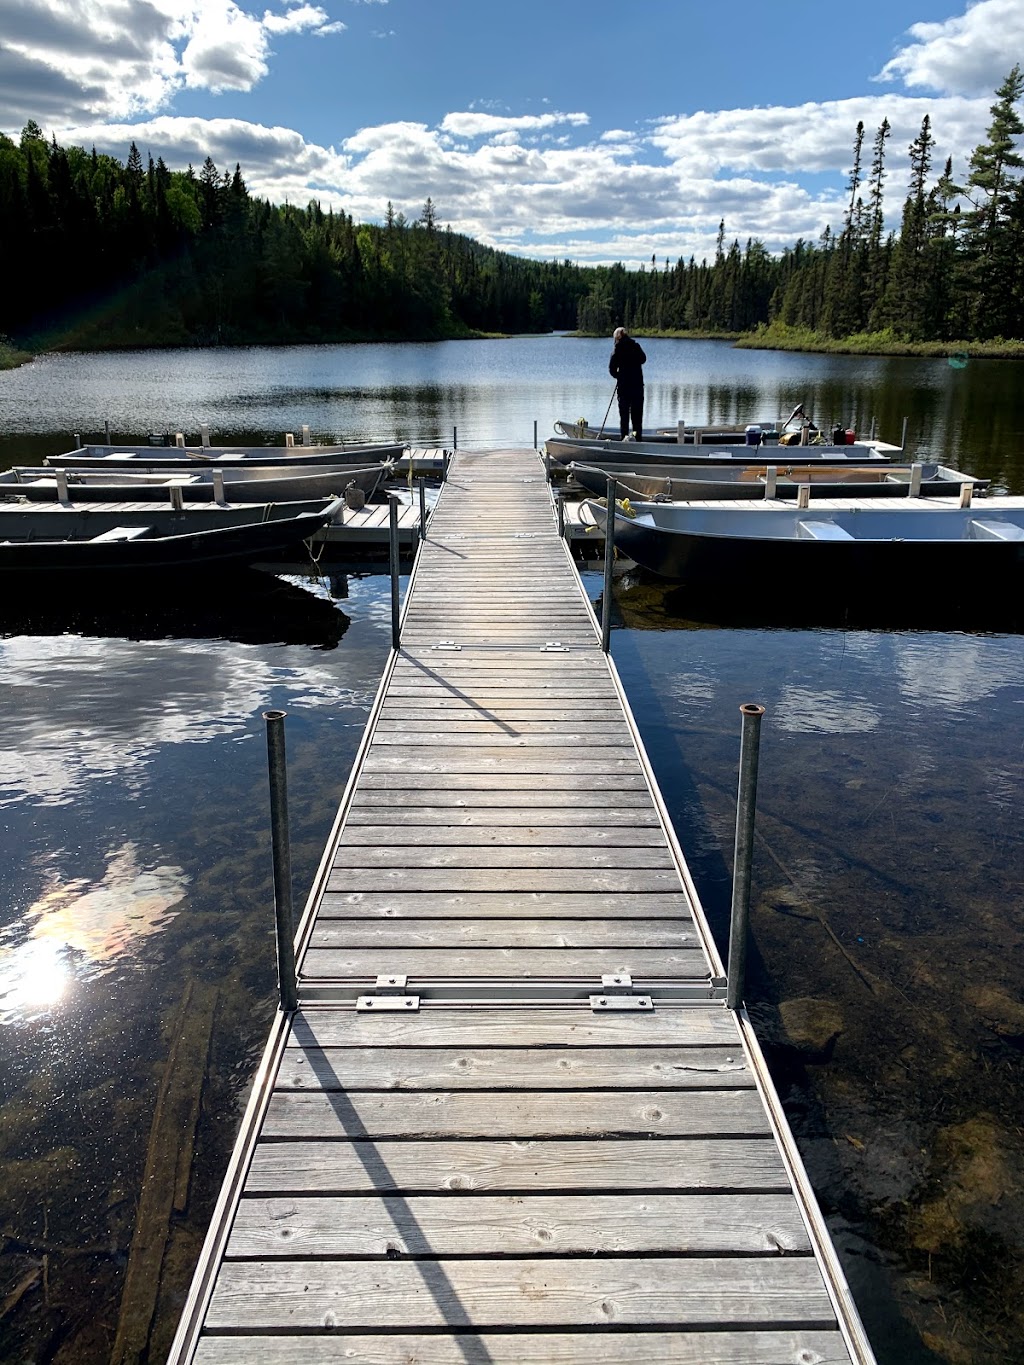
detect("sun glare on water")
[0,843,189,1021]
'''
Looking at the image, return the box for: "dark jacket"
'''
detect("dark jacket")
[609,335,646,391]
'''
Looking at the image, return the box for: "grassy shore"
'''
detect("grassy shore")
[733,322,1024,359]
[580,322,1024,358]
[0,336,33,370]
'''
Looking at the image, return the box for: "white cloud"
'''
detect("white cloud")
[262,4,338,35]
[648,96,986,180]
[440,110,589,138]
[181,0,270,92]
[0,0,346,124]
[874,0,1024,96]
[56,115,351,197]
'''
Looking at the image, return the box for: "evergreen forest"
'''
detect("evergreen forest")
[2,66,1022,356]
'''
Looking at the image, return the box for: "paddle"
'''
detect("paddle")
[597,383,617,438]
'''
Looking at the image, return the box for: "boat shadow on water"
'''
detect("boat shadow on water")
[0,568,351,648]
[610,564,1024,635]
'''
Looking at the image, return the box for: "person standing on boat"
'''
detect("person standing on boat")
[608,327,646,440]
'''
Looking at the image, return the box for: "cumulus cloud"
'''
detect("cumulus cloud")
[874,0,1024,96]
[56,115,350,200]
[440,110,590,139]
[649,95,987,186]
[0,0,345,125]
[262,3,339,35]
[181,0,271,92]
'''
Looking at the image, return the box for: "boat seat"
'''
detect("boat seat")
[89,526,151,541]
[968,519,1024,541]
[796,519,855,540]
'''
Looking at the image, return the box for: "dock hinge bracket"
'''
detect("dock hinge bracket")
[357,974,421,1012]
[590,973,653,1012]
[541,641,570,652]
[432,640,462,651]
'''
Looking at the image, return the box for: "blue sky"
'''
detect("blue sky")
[2,0,1021,266]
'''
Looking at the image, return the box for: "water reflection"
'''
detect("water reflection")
[0,569,351,650]
[0,569,395,1365]
[1,844,188,1021]
[3,338,1023,485]
[614,568,1024,636]
[600,565,1024,1365]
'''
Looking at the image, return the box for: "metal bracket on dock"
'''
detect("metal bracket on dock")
[590,973,654,1012]
[432,640,462,651]
[356,974,421,1013]
[540,641,570,652]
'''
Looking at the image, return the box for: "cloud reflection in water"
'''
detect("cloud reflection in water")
[0,634,373,808]
[0,842,189,1020]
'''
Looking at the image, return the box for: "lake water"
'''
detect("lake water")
[0,338,1022,1364]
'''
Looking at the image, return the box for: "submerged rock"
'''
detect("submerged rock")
[778,995,845,1057]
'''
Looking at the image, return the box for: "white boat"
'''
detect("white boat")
[582,495,1024,587]
[0,460,392,503]
[566,459,987,501]
[45,441,405,470]
[546,434,888,466]
[0,498,345,579]
[555,403,851,446]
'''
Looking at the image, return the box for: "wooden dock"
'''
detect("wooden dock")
[170,448,875,1364]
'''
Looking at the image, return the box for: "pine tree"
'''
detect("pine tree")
[957,65,1024,335]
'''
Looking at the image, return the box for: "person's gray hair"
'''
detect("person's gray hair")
[613,326,626,339]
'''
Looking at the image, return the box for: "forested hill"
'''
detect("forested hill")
[2,65,1023,352]
[0,127,585,348]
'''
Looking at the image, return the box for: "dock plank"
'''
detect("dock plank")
[204,1258,835,1332]
[194,1331,854,1365]
[244,1136,790,1194]
[259,1088,769,1140]
[225,1192,809,1256]
[275,1045,752,1090]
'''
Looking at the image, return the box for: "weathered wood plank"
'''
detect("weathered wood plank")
[194,1329,853,1365]
[204,1257,835,1331]
[367,732,636,748]
[276,1045,751,1091]
[260,1088,769,1139]
[344,805,663,825]
[372,721,632,737]
[300,947,708,978]
[289,1007,738,1048]
[306,920,694,949]
[400,635,599,648]
[329,847,674,869]
[377,706,626,720]
[244,1136,788,1194]
[347,789,655,808]
[352,772,651,791]
[337,825,667,848]
[325,869,685,893]
[225,1192,807,1257]
[318,890,691,917]
[360,754,645,774]
[394,652,607,668]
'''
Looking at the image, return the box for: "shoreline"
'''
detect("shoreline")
[7,328,1024,368]
[576,326,1024,360]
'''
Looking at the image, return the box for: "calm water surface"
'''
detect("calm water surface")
[0,339,1022,1364]
[2,335,1024,488]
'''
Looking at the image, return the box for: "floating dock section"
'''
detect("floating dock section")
[171,448,875,1364]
